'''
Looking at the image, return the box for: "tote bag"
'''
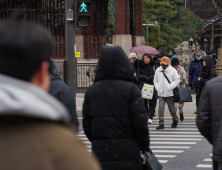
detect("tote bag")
[179,79,192,103]
[141,83,154,100]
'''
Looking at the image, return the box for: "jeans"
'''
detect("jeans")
[174,102,184,113]
[158,96,178,125]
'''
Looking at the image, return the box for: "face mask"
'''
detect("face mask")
[161,65,168,70]
[196,56,201,60]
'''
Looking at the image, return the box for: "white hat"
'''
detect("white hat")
[129,53,137,59]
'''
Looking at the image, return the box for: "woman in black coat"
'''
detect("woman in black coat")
[137,54,156,124]
[83,46,150,170]
[198,55,217,90]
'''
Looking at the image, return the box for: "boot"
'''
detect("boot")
[180,112,184,121]
[156,124,164,130]
[171,120,178,128]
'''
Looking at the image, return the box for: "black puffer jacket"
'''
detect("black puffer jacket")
[199,55,217,88]
[130,59,139,73]
[137,56,155,90]
[83,46,149,170]
[197,76,221,162]
[49,64,79,128]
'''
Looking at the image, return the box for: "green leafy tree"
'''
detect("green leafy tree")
[143,0,204,53]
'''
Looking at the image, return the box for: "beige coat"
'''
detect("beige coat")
[177,66,186,88]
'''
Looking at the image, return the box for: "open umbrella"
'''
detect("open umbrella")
[130,45,158,55]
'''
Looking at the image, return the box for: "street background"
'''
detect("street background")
[76,93,213,170]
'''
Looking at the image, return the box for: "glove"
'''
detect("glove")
[189,83,193,89]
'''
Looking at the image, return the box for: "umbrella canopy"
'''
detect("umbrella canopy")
[130,45,158,55]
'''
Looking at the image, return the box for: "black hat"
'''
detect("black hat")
[171,57,180,66]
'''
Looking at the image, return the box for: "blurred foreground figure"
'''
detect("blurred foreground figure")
[196,77,221,170]
[0,21,100,170]
[83,46,150,170]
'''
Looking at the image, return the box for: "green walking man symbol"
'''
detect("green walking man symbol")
[80,2,87,12]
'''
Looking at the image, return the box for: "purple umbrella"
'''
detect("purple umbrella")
[130,45,158,55]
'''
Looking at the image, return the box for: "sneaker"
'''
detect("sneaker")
[156,124,164,130]
[171,120,178,128]
[180,112,184,121]
[148,119,153,124]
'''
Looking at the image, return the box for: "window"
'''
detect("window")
[192,0,205,11]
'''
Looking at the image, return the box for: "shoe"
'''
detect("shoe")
[148,119,153,124]
[194,111,197,114]
[171,120,178,128]
[156,124,164,130]
[180,112,184,121]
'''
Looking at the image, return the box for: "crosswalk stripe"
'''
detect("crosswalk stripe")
[150,138,201,141]
[159,160,168,163]
[150,146,190,149]
[203,159,212,161]
[150,135,202,137]
[196,164,212,168]
[149,125,197,127]
[150,142,196,144]
[155,155,176,158]
[152,150,183,153]
[149,128,198,130]
[149,132,200,134]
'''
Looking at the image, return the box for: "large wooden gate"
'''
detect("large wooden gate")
[0,0,65,59]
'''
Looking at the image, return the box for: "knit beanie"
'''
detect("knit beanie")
[129,53,137,59]
[171,57,180,66]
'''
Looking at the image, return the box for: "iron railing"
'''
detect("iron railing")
[77,63,222,93]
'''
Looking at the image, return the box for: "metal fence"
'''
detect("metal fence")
[77,63,222,93]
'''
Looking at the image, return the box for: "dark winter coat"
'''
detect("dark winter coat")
[153,57,160,69]
[209,49,218,65]
[49,64,79,128]
[199,55,217,88]
[188,52,206,88]
[137,58,155,90]
[196,76,222,162]
[131,59,139,73]
[83,46,149,170]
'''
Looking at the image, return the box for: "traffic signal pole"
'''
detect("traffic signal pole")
[65,0,77,102]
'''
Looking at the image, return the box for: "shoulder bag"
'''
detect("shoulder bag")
[162,71,180,103]
[179,79,192,103]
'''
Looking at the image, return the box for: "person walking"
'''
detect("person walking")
[151,54,160,68]
[0,21,101,170]
[188,49,206,114]
[196,77,221,170]
[49,63,79,128]
[154,56,180,130]
[137,53,156,124]
[209,47,218,66]
[83,46,150,170]
[198,55,217,94]
[129,53,139,84]
[171,57,186,121]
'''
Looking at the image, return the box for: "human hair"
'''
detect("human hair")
[142,53,152,61]
[0,21,53,81]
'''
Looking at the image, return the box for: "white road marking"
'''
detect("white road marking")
[150,146,190,149]
[149,128,199,130]
[150,135,202,137]
[149,131,200,134]
[203,159,212,162]
[150,142,196,144]
[196,164,212,168]
[151,138,201,141]
[152,150,183,153]
[159,160,168,163]
[155,155,176,158]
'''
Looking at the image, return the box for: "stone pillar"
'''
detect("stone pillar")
[112,35,132,56]
[134,0,140,35]
[75,35,84,60]
[139,0,143,36]
[115,0,125,34]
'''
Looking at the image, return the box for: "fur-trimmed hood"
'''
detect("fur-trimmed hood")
[191,51,206,61]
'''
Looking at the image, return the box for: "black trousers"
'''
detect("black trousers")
[195,87,202,107]
[143,90,157,119]
[213,160,221,170]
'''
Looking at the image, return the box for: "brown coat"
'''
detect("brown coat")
[0,116,101,170]
[177,66,186,88]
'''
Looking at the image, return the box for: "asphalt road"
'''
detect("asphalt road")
[76,93,213,170]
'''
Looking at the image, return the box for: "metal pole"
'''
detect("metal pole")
[65,0,76,101]
[212,23,214,48]
[146,22,148,44]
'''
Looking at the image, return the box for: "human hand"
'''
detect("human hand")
[198,77,201,81]
[180,75,182,78]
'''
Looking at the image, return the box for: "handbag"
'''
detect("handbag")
[162,71,180,103]
[179,79,192,103]
[142,150,163,170]
[141,83,154,100]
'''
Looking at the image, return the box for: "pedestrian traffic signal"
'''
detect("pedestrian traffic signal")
[77,0,90,27]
